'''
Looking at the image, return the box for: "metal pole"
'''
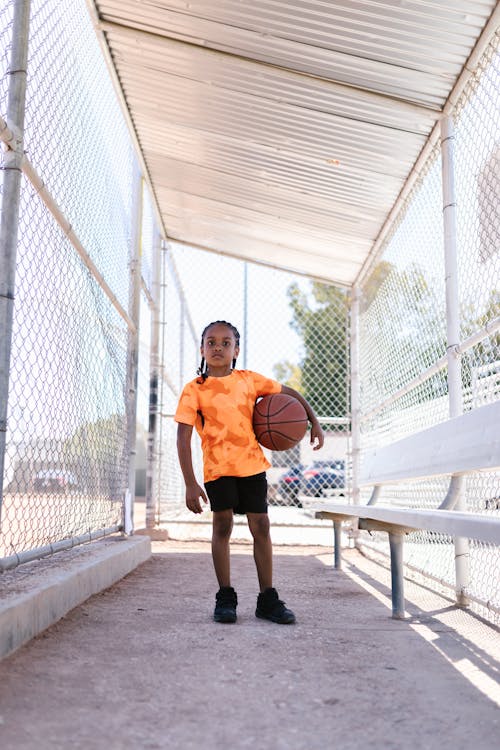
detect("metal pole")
[180,296,185,391]
[243,262,248,368]
[350,285,361,505]
[349,285,361,546]
[145,231,161,530]
[333,521,342,569]
[0,0,31,521]
[440,115,469,606]
[389,532,406,619]
[124,164,143,533]
[154,241,169,523]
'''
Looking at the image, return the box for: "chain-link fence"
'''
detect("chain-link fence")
[357,37,500,625]
[0,0,160,567]
[0,0,498,626]
[154,244,351,533]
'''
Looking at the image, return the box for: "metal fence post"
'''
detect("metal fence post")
[243,262,248,368]
[350,285,361,507]
[0,0,31,521]
[145,231,161,530]
[349,285,361,546]
[440,114,469,606]
[124,163,143,533]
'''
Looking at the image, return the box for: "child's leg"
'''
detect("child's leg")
[247,512,273,591]
[212,509,234,587]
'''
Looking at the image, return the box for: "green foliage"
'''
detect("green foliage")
[465,289,499,344]
[362,261,449,401]
[277,263,498,425]
[362,261,499,403]
[275,282,349,424]
[273,361,302,392]
[461,289,500,394]
[359,260,393,313]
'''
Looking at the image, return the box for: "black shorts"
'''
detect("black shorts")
[204,472,268,515]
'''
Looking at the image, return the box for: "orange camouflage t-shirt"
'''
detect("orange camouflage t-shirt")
[174,370,282,482]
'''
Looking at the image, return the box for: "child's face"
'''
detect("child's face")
[201,323,239,373]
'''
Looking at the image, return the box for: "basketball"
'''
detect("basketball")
[252,393,308,451]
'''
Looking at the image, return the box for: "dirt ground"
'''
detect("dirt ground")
[0,539,498,749]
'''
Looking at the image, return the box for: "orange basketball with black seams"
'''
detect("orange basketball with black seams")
[252,393,308,451]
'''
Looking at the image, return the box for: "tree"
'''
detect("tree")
[360,261,499,406]
[277,265,498,428]
[361,261,449,404]
[461,288,500,400]
[274,282,349,426]
[272,361,302,392]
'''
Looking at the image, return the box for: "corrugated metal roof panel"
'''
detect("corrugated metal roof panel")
[98,0,495,105]
[111,31,436,133]
[91,0,498,285]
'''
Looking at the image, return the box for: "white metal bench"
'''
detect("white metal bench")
[315,400,500,619]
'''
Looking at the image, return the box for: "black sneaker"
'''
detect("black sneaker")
[214,586,237,623]
[256,587,296,624]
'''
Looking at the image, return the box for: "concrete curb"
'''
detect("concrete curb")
[0,535,151,660]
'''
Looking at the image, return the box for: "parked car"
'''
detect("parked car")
[276,465,304,507]
[301,460,345,497]
[33,469,78,493]
[485,496,500,510]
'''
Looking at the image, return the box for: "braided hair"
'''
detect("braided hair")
[197,320,240,382]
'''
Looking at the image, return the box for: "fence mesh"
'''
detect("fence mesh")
[154,244,350,525]
[0,0,158,562]
[357,37,500,625]
[455,42,500,413]
[0,0,497,627]
[25,0,134,312]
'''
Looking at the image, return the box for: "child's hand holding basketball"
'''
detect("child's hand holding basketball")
[309,419,324,450]
[279,384,324,451]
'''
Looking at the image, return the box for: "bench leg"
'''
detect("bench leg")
[334,521,342,569]
[389,531,406,619]
[454,536,470,607]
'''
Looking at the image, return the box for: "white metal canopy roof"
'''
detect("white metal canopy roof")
[88,1,499,286]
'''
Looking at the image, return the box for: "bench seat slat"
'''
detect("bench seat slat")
[316,504,500,546]
[359,400,500,485]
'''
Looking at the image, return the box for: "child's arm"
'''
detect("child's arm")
[280,385,324,451]
[176,423,208,513]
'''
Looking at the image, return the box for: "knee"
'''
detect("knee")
[249,514,270,539]
[213,513,233,539]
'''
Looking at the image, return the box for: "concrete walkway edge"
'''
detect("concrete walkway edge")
[0,535,151,659]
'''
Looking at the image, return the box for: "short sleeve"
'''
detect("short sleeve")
[251,372,282,397]
[174,381,200,425]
